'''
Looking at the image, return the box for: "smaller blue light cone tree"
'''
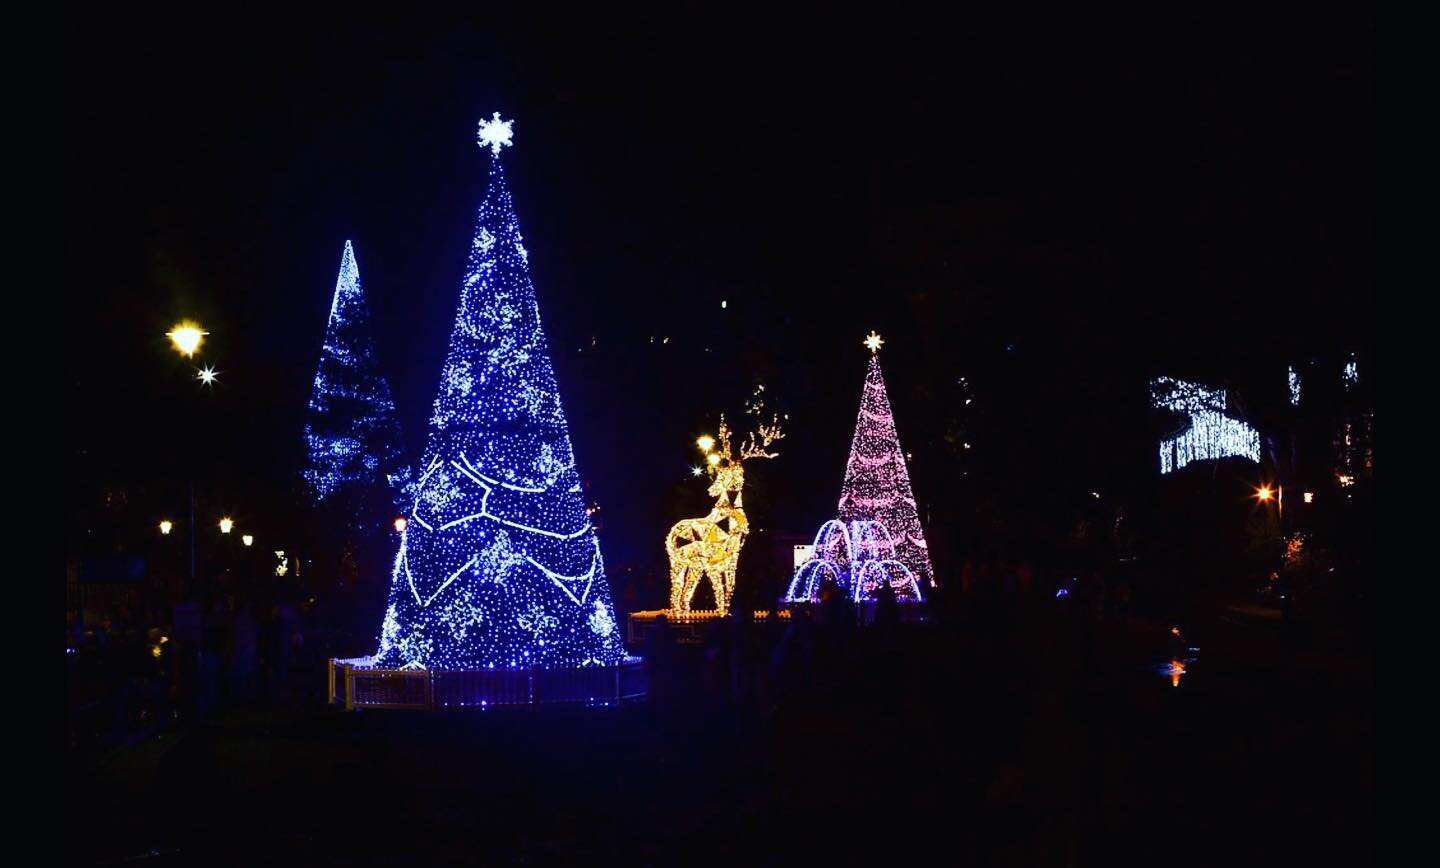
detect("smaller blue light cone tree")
[301,240,412,536]
[372,114,623,670]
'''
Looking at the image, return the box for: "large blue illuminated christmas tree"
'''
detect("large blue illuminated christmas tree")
[301,240,411,532]
[371,114,623,670]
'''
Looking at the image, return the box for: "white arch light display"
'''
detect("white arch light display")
[785,519,924,604]
[1152,377,1261,474]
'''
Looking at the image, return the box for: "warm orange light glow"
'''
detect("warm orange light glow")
[696,435,715,454]
[706,452,721,467]
[159,520,173,536]
[166,322,207,357]
[1170,626,1181,637]
[219,517,234,534]
[1256,486,1273,502]
[394,516,408,533]
[241,534,254,547]
[1169,659,1186,687]
[1338,474,1354,487]
[1303,491,1314,504]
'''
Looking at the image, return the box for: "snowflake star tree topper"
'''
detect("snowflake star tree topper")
[864,330,885,354]
[477,112,515,155]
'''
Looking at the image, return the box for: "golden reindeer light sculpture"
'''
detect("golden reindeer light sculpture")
[667,412,784,616]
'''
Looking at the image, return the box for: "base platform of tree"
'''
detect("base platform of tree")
[327,656,647,710]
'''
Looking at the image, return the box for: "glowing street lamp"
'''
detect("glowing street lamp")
[1255,483,1284,521]
[393,516,408,533]
[219,517,234,534]
[707,452,722,468]
[159,520,173,535]
[167,322,208,357]
[241,534,254,547]
[696,434,715,454]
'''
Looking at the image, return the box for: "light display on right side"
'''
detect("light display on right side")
[835,332,935,588]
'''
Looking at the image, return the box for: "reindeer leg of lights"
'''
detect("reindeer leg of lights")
[667,521,702,613]
[715,508,748,615]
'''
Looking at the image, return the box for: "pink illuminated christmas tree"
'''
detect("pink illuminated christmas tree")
[836,332,935,587]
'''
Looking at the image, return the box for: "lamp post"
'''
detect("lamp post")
[166,319,214,717]
[168,321,210,588]
[1256,485,1275,533]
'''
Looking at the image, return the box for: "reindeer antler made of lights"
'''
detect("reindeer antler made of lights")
[740,414,785,461]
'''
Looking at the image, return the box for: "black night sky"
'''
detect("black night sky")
[71,11,1371,574]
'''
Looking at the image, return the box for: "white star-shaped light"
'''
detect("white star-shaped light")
[196,365,219,386]
[477,112,514,155]
[690,466,705,478]
[863,330,884,354]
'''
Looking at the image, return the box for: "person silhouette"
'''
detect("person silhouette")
[874,577,899,629]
